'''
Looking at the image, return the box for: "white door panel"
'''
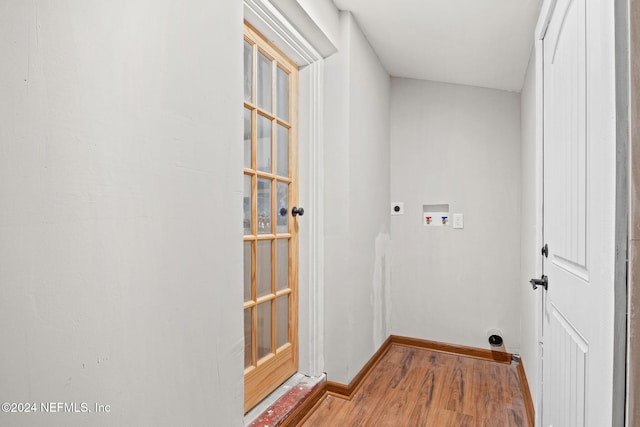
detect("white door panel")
[545,303,588,426]
[540,0,616,424]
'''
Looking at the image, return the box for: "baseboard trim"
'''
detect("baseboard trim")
[516,359,535,427]
[390,335,512,364]
[325,335,393,399]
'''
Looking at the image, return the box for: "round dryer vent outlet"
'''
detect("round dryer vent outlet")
[488,334,503,347]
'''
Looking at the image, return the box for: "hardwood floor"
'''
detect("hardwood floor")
[301,345,527,426]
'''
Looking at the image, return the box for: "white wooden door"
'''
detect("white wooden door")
[540,0,617,425]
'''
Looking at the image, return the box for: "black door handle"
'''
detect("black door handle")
[291,207,304,217]
[530,275,548,290]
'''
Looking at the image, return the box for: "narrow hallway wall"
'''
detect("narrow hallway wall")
[0,2,244,426]
[323,11,391,384]
[389,78,522,352]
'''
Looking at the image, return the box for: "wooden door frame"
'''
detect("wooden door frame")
[243,0,328,383]
[534,0,629,425]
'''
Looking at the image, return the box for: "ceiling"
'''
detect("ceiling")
[332,0,542,92]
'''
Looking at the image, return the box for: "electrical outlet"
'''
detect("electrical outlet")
[391,202,404,215]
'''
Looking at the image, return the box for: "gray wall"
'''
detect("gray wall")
[0,2,244,426]
[519,51,541,411]
[323,11,391,384]
[389,78,522,352]
[627,0,640,421]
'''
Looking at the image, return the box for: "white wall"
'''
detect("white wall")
[0,2,244,426]
[389,78,522,352]
[519,51,541,413]
[297,0,340,49]
[323,11,391,384]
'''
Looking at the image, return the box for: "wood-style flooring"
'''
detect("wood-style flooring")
[301,345,527,426]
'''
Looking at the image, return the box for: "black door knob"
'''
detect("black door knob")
[530,275,548,291]
[291,207,304,217]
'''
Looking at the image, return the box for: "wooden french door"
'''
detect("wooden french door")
[243,22,299,413]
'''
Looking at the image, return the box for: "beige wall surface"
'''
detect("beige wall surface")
[323,11,391,385]
[0,2,245,425]
[389,78,522,353]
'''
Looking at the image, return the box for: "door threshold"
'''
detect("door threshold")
[244,373,326,427]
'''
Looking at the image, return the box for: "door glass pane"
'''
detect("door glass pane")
[244,108,252,169]
[276,295,289,348]
[257,240,272,298]
[257,52,272,112]
[244,41,252,102]
[276,239,288,291]
[276,67,289,121]
[244,308,253,368]
[244,175,252,235]
[257,302,272,360]
[257,178,271,234]
[244,241,252,301]
[276,182,288,234]
[257,115,271,173]
[276,124,288,178]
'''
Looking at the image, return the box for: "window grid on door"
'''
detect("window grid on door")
[243,31,295,372]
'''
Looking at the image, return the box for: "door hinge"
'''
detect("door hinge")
[541,243,549,258]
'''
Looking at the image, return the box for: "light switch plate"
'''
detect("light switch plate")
[452,213,464,229]
[391,202,404,215]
